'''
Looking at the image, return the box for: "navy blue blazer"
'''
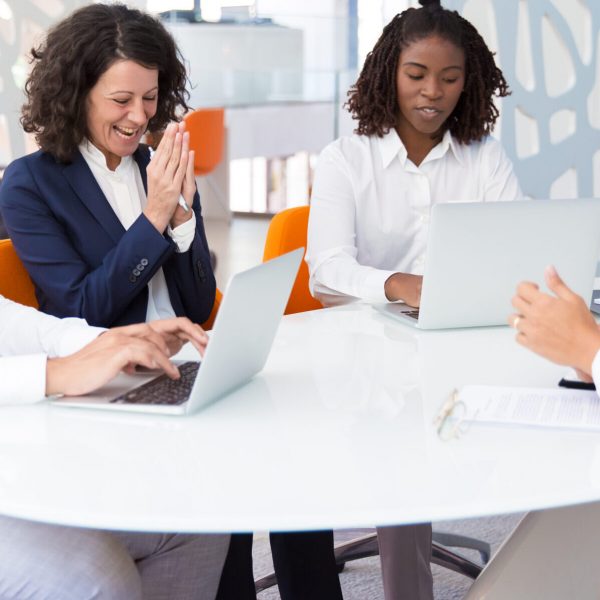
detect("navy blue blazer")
[0,145,216,328]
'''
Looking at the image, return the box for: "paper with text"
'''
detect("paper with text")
[459,385,600,431]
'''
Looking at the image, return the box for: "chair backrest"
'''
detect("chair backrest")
[184,108,225,176]
[262,206,323,315]
[0,239,38,308]
[201,288,222,331]
[0,237,221,330]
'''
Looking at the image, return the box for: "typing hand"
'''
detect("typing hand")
[46,330,179,397]
[384,273,423,307]
[108,317,209,357]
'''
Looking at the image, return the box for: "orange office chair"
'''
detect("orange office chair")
[201,288,222,331]
[184,107,229,221]
[184,108,225,177]
[0,236,220,331]
[255,206,490,593]
[0,239,38,308]
[262,206,322,315]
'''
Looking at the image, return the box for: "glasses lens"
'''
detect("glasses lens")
[437,399,466,441]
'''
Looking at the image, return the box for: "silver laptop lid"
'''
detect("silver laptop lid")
[416,198,600,329]
[185,247,304,412]
[52,248,303,415]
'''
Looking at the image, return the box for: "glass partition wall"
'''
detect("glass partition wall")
[147,1,373,215]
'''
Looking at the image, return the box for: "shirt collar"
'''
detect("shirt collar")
[377,128,465,169]
[79,139,134,175]
[425,129,465,166]
[378,128,406,169]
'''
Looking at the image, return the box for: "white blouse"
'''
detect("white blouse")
[79,141,196,322]
[306,129,523,304]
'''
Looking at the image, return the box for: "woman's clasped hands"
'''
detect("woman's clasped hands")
[144,121,196,233]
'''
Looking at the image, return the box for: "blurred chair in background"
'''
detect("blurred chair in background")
[184,108,229,223]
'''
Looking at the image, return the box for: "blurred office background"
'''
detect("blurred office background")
[1,0,599,212]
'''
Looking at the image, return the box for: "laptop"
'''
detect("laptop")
[51,248,303,415]
[373,199,600,330]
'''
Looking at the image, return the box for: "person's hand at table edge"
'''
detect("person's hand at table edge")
[509,265,600,377]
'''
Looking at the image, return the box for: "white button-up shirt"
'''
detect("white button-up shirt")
[306,129,523,304]
[0,295,103,404]
[79,141,196,321]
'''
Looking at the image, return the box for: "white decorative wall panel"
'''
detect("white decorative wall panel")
[447,0,600,200]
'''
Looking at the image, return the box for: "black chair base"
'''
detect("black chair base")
[254,529,491,593]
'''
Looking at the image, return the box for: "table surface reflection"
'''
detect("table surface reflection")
[0,304,597,533]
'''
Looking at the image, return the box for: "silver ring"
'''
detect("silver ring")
[513,316,521,329]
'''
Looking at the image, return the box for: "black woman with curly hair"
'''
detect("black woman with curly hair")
[307,1,522,598]
[0,3,215,329]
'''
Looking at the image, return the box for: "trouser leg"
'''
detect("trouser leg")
[376,523,434,600]
[113,530,230,600]
[0,515,142,600]
[269,530,343,600]
[215,532,256,600]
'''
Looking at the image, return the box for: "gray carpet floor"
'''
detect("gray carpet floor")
[253,513,524,599]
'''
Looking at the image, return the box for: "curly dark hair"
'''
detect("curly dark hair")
[346,0,509,143]
[21,3,190,163]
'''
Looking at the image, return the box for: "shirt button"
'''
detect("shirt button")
[129,274,137,283]
[133,269,141,276]
[140,258,149,266]
[136,263,144,271]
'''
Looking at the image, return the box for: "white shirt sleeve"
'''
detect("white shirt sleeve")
[591,350,600,395]
[167,212,197,253]
[0,354,47,405]
[306,144,395,304]
[481,137,524,202]
[0,296,103,357]
[0,296,104,405]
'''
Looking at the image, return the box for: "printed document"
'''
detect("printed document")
[459,385,600,431]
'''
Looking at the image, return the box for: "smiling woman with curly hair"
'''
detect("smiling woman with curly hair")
[21,3,190,164]
[0,3,216,330]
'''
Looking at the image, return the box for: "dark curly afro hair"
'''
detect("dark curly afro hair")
[346,0,509,143]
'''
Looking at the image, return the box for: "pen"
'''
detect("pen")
[558,377,596,391]
[148,146,190,213]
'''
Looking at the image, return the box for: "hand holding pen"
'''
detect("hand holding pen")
[144,121,195,233]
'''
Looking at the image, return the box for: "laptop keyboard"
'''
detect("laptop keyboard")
[110,361,200,406]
